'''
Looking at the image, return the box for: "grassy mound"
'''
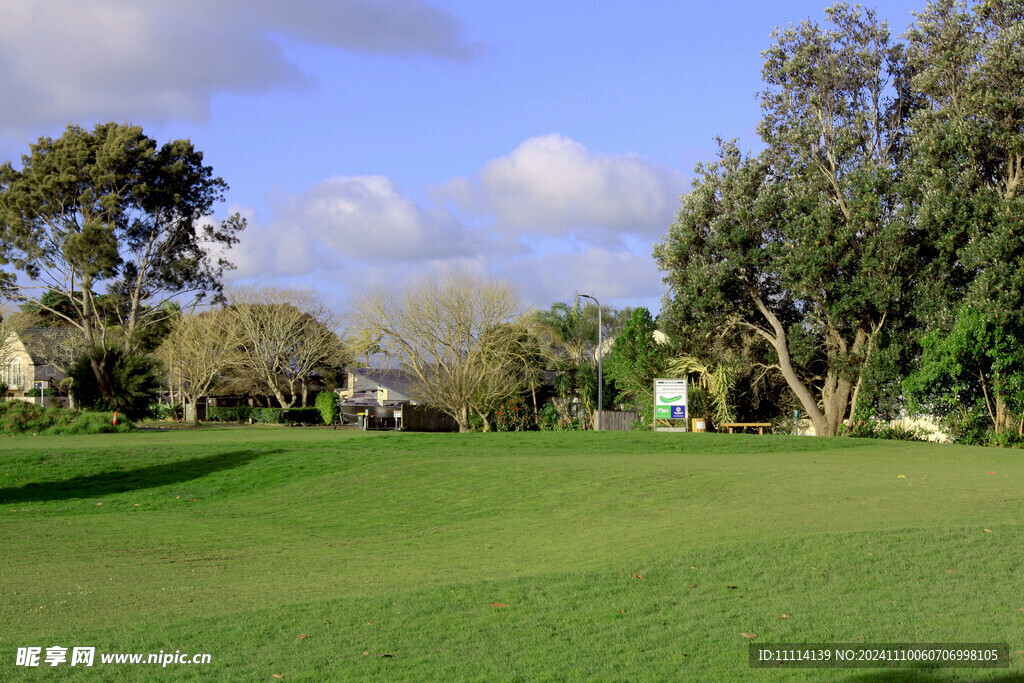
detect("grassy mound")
[0,399,136,435]
[1,430,1021,680]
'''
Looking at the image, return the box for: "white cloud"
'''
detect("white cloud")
[229,175,489,279]
[440,134,687,240]
[495,247,666,309]
[0,0,480,131]
[225,135,683,310]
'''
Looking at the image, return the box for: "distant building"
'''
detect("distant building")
[338,367,421,406]
[1,327,81,407]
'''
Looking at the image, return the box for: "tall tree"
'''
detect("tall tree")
[228,287,348,409]
[0,122,245,401]
[353,271,524,433]
[656,4,919,436]
[158,309,242,424]
[902,0,1024,438]
[604,307,669,427]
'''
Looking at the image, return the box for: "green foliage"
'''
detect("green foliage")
[207,406,321,425]
[315,391,340,425]
[68,349,163,420]
[839,420,927,442]
[0,400,135,435]
[253,408,283,424]
[494,397,538,432]
[905,305,1024,439]
[665,355,738,425]
[604,308,668,419]
[25,387,55,397]
[150,403,182,421]
[206,406,255,423]
[655,5,920,437]
[0,122,245,401]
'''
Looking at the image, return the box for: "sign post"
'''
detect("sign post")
[653,378,688,431]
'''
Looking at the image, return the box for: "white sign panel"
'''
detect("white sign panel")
[654,378,688,420]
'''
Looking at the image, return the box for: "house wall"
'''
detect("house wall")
[1,335,33,396]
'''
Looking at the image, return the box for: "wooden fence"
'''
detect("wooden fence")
[401,404,459,432]
[593,410,639,431]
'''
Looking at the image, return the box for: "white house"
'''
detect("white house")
[2,327,79,408]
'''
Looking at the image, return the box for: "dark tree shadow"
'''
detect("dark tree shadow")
[0,449,279,504]
[845,668,1019,682]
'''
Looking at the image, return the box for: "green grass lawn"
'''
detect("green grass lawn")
[1,428,1022,681]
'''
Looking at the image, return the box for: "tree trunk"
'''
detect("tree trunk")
[752,296,829,436]
[821,370,855,437]
[185,397,198,425]
[456,405,471,433]
[476,407,491,432]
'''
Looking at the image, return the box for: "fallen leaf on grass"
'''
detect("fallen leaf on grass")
[984,529,993,533]
[323,620,330,624]
[945,569,955,574]
[295,634,306,641]
[741,633,757,639]
[362,652,370,656]
[489,602,507,608]
[780,614,790,619]
[273,676,284,680]
[633,574,644,580]
[690,584,697,588]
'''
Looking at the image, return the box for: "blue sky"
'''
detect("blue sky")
[0,0,924,315]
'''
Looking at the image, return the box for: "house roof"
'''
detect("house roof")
[18,327,81,366]
[347,367,421,400]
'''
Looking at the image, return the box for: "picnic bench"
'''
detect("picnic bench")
[719,422,772,434]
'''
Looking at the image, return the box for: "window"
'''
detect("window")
[2,361,23,388]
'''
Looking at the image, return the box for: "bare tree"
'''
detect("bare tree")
[158,309,241,423]
[353,271,524,433]
[228,287,347,408]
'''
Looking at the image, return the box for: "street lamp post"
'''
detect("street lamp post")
[578,293,602,432]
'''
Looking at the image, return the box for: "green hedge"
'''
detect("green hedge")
[207,406,256,423]
[205,405,322,424]
[315,392,339,425]
[0,400,136,435]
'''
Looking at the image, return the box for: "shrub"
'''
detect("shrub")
[150,403,183,421]
[0,400,135,435]
[986,431,1024,449]
[68,349,163,420]
[494,397,537,432]
[840,420,926,441]
[207,406,255,423]
[315,392,339,425]
[538,401,580,431]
